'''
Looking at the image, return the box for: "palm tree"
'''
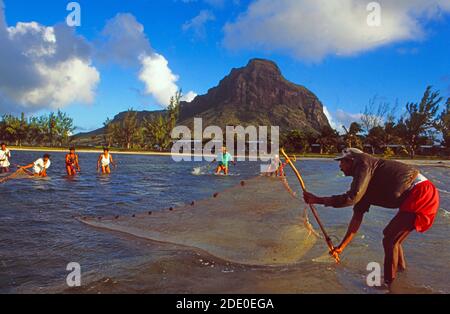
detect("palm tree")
[55,110,75,146]
[119,109,139,149]
[436,98,450,153]
[402,86,441,158]
[316,126,339,154]
[342,122,363,149]
[365,126,385,154]
[143,114,169,150]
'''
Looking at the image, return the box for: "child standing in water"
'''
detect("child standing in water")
[65,147,81,176]
[97,148,116,174]
[214,146,235,176]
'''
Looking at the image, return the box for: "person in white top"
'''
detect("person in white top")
[0,142,11,173]
[97,147,116,174]
[19,154,51,177]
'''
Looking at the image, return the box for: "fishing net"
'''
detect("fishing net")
[79,176,319,266]
[0,168,30,184]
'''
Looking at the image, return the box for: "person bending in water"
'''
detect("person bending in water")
[303,148,439,288]
[19,154,51,177]
[0,143,11,174]
[97,148,116,174]
[65,147,81,176]
[214,146,235,176]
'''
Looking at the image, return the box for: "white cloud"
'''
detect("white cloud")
[14,59,99,108]
[0,2,198,111]
[335,109,363,133]
[139,53,197,106]
[323,107,363,134]
[100,14,197,107]
[0,1,99,112]
[182,10,215,39]
[139,54,180,106]
[223,0,450,62]
[323,106,337,130]
[181,91,198,102]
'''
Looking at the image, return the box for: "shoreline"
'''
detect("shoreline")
[8,147,450,166]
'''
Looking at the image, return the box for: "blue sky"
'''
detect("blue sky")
[1,0,449,133]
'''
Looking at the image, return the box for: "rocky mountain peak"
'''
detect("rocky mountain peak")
[178,58,331,134]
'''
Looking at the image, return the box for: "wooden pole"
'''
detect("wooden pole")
[280,148,340,263]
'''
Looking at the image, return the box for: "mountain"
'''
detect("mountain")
[73,58,331,145]
[178,58,330,134]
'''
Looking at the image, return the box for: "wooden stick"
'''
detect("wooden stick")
[280,148,340,263]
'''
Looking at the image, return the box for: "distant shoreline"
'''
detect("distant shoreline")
[8,146,449,167]
[10,147,213,158]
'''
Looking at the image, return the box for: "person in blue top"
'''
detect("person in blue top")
[214,146,236,176]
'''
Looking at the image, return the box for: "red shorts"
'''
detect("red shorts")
[399,180,439,233]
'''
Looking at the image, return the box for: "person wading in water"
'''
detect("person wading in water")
[0,143,11,174]
[19,154,52,177]
[65,147,81,176]
[303,148,439,287]
[97,148,116,174]
[214,146,236,176]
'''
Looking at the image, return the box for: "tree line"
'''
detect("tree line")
[0,110,74,147]
[1,87,449,158]
[281,86,450,158]
[102,91,181,150]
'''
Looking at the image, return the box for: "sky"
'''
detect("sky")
[0,0,449,133]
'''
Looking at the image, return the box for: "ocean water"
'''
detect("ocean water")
[0,151,448,294]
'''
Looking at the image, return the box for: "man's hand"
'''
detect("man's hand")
[329,246,343,262]
[330,246,343,256]
[303,191,321,204]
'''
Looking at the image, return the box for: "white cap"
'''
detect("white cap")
[334,148,364,161]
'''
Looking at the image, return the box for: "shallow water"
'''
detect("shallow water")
[0,151,449,293]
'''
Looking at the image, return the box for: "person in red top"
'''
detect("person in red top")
[65,147,81,176]
[303,148,440,287]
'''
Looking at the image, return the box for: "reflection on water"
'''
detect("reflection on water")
[0,151,448,293]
